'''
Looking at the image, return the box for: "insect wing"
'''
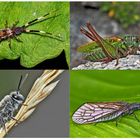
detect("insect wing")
[78,41,109,61]
[72,102,127,124]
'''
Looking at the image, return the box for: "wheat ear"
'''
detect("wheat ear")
[0,70,63,137]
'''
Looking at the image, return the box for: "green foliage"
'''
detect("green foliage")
[0,2,70,68]
[70,71,140,137]
[101,2,140,28]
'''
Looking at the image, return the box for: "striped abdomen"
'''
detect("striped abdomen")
[0,28,13,41]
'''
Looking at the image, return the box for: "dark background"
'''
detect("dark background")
[0,50,69,69]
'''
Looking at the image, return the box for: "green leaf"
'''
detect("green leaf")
[0,2,70,68]
[70,71,140,138]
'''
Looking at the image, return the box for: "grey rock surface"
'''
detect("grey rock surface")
[73,55,140,70]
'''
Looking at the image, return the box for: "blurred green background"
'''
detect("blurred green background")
[70,70,140,137]
[101,2,140,28]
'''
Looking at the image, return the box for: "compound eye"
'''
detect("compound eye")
[14,95,17,98]
[12,94,18,99]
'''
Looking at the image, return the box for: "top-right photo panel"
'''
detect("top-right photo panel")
[71,2,140,70]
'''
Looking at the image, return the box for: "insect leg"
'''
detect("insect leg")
[25,29,63,41]
[93,122,97,126]
[5,20,8,28]
[132,113,140,122]
[22,10,60,28]
[115,116,122,127]
[80,26,96,41]
[86,22,115,60]
[8,38,12,48]
[22,13,49,28]
[0,117,7,134]
[12,20,19,28]
[14,36,23,43]
[115,47,119,66]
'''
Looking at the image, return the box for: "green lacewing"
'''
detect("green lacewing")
[72,102,140,125]
[78,22,140,65]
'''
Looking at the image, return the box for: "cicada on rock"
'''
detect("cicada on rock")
[78,22,140,65]
[72,102,140,126]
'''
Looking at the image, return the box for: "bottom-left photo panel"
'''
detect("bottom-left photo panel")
[0,70,69,138]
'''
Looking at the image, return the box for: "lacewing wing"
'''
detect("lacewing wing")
[72,102,140,124]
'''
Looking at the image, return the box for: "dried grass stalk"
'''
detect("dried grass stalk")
[0,70,63,137]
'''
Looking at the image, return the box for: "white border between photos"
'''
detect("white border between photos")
[0,0,139,139]
[0,0,140,1]
[0,138,140,139]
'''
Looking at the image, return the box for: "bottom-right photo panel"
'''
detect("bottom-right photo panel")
[70,70,140,138]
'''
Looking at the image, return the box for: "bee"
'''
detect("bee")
[0,74,28,132]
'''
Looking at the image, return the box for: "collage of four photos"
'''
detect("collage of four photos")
[0,1,140,138]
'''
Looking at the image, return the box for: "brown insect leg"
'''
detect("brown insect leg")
[115,58,119,66]
[115,47,120,66]
[102,57,113,64]
[80,26,96,41]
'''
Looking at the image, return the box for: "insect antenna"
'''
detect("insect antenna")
[17,74,28,92]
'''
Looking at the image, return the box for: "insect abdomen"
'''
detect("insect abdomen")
[93,111,123,123]
[0,29,13,41]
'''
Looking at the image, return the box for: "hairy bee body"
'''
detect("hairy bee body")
[0,91,24,129]
[0,74,27,131]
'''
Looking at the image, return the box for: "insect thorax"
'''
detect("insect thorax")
[122,35,140,47]
[128,103,140,113]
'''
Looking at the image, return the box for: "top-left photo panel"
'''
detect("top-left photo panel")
[0,2,70,69]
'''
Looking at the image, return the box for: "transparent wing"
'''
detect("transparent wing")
[72,102,127,124]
